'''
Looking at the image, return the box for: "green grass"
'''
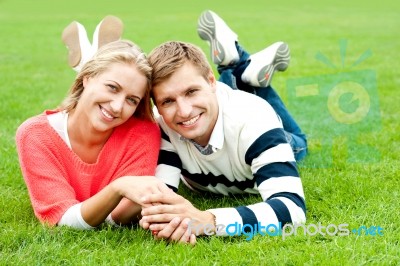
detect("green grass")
[1,0,399,265]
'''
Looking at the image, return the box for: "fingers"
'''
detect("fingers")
[116,176,171,205]
[157,182,175,194]
[154,217,181,240]
[167,219,191,243]
[154,217,195,245]
[189,233,197,246]
[144,222,169,239]
[145,218,197,246]
[141,202,182,218]
[140,193,177,206]
[142,213,177,224]
[148,223,168,232]
[177,218,195,245]
[139,218,150,230]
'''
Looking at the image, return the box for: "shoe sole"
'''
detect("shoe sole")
[97,15,123,48]
[197,11,226,65]
[257,43,290,87]
[61,22,81,68]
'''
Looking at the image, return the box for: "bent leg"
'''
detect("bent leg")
[255,86,307,161]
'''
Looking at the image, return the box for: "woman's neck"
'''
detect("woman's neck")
[67,109,113,163]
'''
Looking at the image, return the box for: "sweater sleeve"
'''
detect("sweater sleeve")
[154,122,182,192]
[208,136,306,236]
[207,130,306,236]
[15,117,80,225]
[57,203,94,229]
[208,101,306,236]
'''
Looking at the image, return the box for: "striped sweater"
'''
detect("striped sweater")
[155,82,306,236]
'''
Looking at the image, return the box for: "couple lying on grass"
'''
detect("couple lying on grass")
[16,11,307,245]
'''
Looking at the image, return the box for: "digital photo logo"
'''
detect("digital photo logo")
[287,40,381,167]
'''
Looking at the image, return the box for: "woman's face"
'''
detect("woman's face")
[75,62,148,134]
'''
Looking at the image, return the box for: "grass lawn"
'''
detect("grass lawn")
[1,0,399,265]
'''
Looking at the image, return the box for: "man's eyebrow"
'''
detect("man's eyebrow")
[156,95,171,104]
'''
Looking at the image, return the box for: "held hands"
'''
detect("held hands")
[139,191,216,245]
[112,175,170,207]
[113,176,214,245]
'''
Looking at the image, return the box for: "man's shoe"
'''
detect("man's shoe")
[92,15,123,50]
[241,42,290,87]
[197,10,239,66]
[61,21,91,69]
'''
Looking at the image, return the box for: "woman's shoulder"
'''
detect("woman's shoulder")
[16,112,48,135]
[15,111,58,149]
[118,117,161,137]
[124,117,159,129]
[110,118,160,153]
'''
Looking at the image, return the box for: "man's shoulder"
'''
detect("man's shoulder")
[216,82,271,108]
[217,82,276,123]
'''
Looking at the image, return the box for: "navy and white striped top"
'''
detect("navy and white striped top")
[155,82,306,236]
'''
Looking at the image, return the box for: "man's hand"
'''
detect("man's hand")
[153,217,197,245]
[140,192,214,228]
[139,192,215,243]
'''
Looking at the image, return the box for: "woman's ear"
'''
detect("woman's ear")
[82,76,88,88]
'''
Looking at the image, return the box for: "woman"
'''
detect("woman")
[16,40,166,229]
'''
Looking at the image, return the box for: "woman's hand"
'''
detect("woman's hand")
[112,175,171,207]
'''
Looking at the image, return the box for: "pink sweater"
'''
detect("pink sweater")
[16,111,161,225]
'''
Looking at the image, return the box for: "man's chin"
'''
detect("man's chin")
[178,131,197,141]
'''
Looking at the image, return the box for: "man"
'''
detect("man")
[140,10,307,244]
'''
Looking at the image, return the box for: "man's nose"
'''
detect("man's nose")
[176,99,192,118]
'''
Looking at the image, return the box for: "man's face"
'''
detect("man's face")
[153,62,219,146]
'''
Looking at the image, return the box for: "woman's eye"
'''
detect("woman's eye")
[127,97,138,105]
[108,84,117,91]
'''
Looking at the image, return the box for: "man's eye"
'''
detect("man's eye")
[162,99,173,106]
[187,89,196,95]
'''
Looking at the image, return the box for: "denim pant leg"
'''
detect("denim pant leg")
[217,43,252,92]
[254,87,308,161]
[217,43,308,161]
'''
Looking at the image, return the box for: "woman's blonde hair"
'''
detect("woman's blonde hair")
[60,40,154,121]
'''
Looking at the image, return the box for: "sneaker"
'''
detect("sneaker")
[241,42,290,87]
[92,15,124,50]
[61,21,91,70]
[197,10,239,66]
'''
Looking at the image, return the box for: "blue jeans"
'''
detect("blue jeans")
[217,43,308,161]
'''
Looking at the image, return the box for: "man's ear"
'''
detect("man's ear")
[208,70,217,91]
